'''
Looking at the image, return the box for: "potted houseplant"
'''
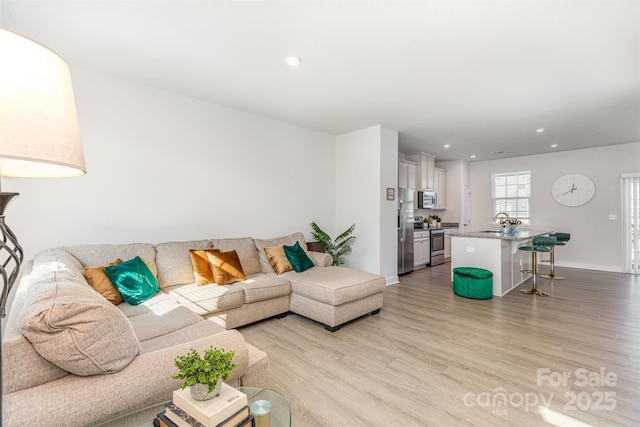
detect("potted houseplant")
[499,217,522,235]
[310,221,356,266]
[173,347,238,401]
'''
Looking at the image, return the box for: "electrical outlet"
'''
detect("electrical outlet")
[466,247,476,253]
[609,214,618,220]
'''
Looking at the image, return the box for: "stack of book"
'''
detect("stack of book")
[154,383,254,427]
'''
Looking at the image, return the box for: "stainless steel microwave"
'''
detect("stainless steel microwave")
[418,190,437,209]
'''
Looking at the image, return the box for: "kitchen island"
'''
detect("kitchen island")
[450,229,553,297]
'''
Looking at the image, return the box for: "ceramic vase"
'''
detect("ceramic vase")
[190,380,222,401]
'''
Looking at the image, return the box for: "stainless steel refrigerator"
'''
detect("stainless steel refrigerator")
[397,188,414,274]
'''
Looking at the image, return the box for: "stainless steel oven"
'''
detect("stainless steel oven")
[430,229,445,266]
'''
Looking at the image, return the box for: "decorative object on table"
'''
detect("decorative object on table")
[172,382,248,427]
[0,27,86,420]
[428,215,441,228]
[310,221,356,266]
[551,173,596,207]
[161,401,250,427]
[250,400,271,427]
[173,347,239,400]
[495,212,521,235]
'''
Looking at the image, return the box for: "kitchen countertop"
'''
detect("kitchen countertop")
[451,229,553,240]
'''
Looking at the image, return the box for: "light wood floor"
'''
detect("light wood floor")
[240,263,640,427]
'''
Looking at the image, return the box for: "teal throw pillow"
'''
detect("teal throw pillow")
[105,256,159,306]
[283,241,314,273]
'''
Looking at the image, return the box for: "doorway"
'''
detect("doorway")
[622,173,640,273]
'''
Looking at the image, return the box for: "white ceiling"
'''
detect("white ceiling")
[2,1,639,162]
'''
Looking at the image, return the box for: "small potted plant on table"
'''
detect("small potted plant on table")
[173,347,238,401]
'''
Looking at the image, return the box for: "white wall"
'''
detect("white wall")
[379,127,399,284]
[469,142,640,272]
[335,125,398,283]
[435,160,469,226]
[4,68,337,260]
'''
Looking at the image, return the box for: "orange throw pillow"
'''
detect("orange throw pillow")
[264,245,293,274]
[189,249,220,286]
[84,258,123,305]
[206,250,246,285]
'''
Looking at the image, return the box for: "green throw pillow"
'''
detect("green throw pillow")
[105,256,160,305]
[283,241,314,273]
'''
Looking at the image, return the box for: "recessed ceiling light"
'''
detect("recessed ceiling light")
[470,154,476,159]
[536,128,545,133]
[443,144,451,149]
[551,143,558,148]
[285,56,302,67]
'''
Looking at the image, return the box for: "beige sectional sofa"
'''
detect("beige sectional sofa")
[2,232,384,426]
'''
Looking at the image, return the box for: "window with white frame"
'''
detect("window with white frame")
[492,171,531,224]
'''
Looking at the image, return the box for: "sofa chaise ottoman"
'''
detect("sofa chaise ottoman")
[161,232,385,331]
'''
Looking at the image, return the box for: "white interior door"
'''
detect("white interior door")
[622,173,640,274]
[463,184,471,232]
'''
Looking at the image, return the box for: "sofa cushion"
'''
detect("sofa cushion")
[263,245,293,275]
[165,283,245,316]
[283,266,385,305]
[63,243,158,277]
[128,304,204,342]
[156,240,213,287]
[105,256,160,306]
[283,241,314,273]
[254,232,308,274]
[207,250,247,284]
[84,258,123,305]
[189,249,219,285]
[211,237,261,276]
[236,273,291,304]
[118,290,181,318]
[18,254,141,376]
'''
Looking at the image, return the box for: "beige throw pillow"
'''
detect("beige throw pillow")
[19,259,140,376]
[84,258,123,305]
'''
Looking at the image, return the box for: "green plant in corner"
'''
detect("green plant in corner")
[310,221,356,266]
[173,347,238,393]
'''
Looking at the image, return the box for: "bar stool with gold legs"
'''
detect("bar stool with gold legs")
[541,232,570,280]
[519,235,557,296]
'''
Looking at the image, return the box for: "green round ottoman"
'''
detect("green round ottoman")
[453,267,493,299]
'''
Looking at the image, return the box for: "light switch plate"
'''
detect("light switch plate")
[466,247,476,253]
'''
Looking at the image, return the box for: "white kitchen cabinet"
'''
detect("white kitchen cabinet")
[444,235,451,260]
[414,231,431,268]
[444,227,457,260]
[407,152,435,190]
[398,159,417,189]
[433,168,447,210]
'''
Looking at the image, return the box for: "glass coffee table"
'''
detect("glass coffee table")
[96,386,291,427]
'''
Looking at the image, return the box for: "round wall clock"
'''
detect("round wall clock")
[551,174,596,207]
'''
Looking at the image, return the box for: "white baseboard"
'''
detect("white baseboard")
[386,276,400,286]
[551,261,623,273]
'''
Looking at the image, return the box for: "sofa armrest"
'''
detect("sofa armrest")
[308,251,332,267]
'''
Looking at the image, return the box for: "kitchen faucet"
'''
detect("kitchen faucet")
[494,212,511,227]
[494,212,510,223]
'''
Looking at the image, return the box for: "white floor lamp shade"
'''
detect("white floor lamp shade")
[0,26,86,424]
[1,27,86,177]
